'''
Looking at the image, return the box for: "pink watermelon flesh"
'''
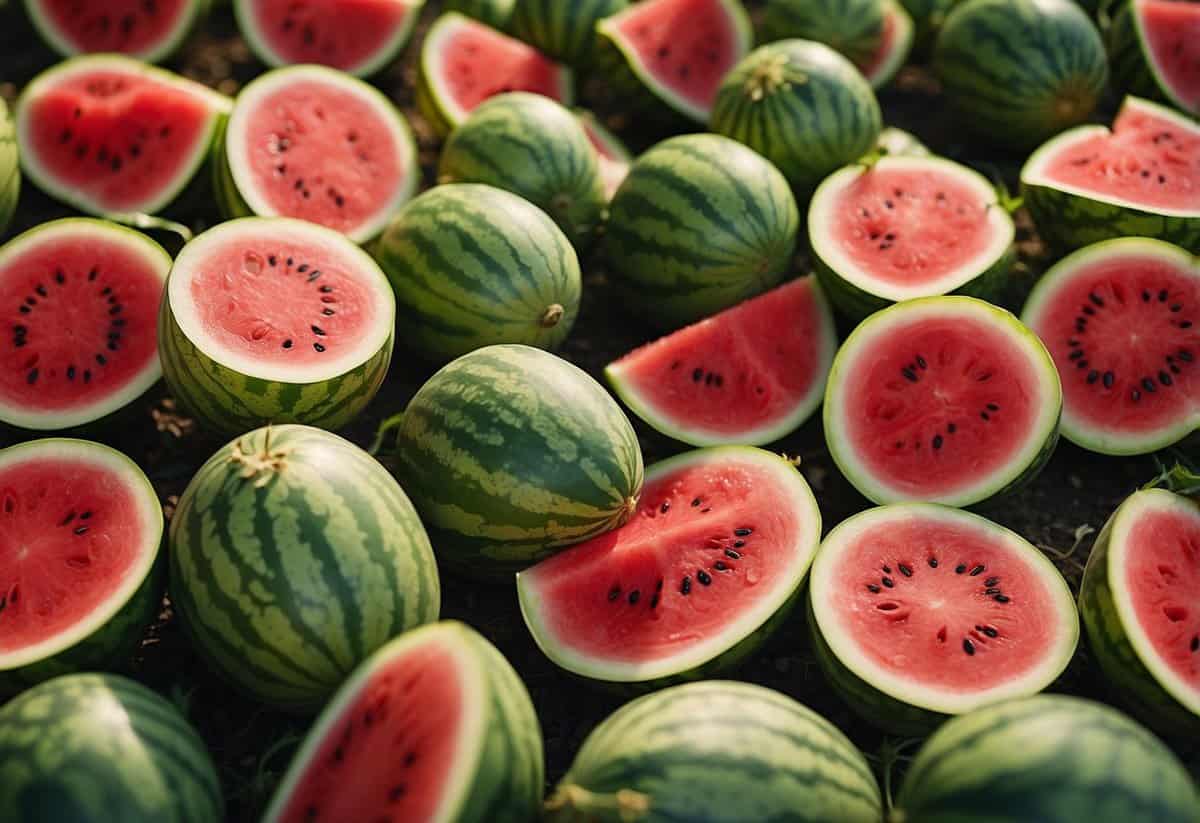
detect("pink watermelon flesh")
[831,167,995,288]
[24,69,216,213]
[274,640,463,822]
[0,233,161,415]
[0,456,145,653]
[608,278,834,441]
[438,18,568,116]
[1138,0,1200,114]
[843,315,1043,498]
[35,0,192,56]
[831,515,1060,691]
[859,2,905,83]
[245,0,417,72]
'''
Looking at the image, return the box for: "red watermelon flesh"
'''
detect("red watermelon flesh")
[33,0,193,57]
[1137,0,1200,114]
[241,0,419,73]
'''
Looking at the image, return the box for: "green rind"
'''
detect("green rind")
[390,344,644,581]
[510,0,627,67]
[444,0,516,29]
[900,0,962,56]
[874,126,930,157]
[604,133,800,329]
[866,0,915,89]
[762,0,886,67]
[0,98,18,238]
[168,425,441,711]
[1105,0,1167,104]
[210,118,253,225]
[371,183,582,365]
[0,674,223,823]
[23,0,211,63]
[544,681,883,823]
[438,93,606,254]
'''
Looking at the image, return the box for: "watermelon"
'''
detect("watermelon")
[23,0,208,62]
[518,447,821,687]
[824,296,1062,507]
[605,134,800,329]
[605,278,838,447]
[809,503,1078,734]
[1108,0,1200,117]
[576,109,631,202]
[1020,95,1200,253]
[875,125,931,157]
[761,0,886,67]
[14,55,231,220]
[860,0,915,89]
[0,438,163,692]
[438,93,606,253]
[901,0,962,55]
[595,0,754,124]
[0,98,16,239]
[544,681,882,823]
[0,674,223,822]
[933,0,1108,149]
[1080,488,1200,733]
[709,40,883,194]
[370,184,581,364]
[510,0,627,67]
[263,622,543,823]
[417,12,573,137]
[444,0,514,29]
[0,218,170,431]
[214,64,418,244]
[233,0,424,77]
[386,345,644,581]
[169,424,440,711]
[1021,238,1200,455]
[809,155,1016,320]
[892,695,1200,822]
[159,217,395,435]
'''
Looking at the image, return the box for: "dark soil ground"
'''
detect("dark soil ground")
[1,2,1196,820]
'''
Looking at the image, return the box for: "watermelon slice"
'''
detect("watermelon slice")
[417,12,573,136]
[824,296,1062,507]
[809,155,1016,320]
[15,55,231,218]
[0,219,170,431]
[23,0,208,63]
[518,447,822,686]
[809,503,1079,733]
[1132,0,1200,116]
[576,109,632,201]
[234,0,424,77]
[216,65,418,244]
[0,438,164,691]
[596,0,753,123]
[1022,238,1200,455]
[605,277,838,447]
[860,0,915,89]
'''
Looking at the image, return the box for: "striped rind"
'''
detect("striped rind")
[932,0,1108,150]
[894,695,1200,822]
[1106,0,1167,104]
[0,97,19,237]
[0,673,223,823]
[393,344,644,580]
[168,425,440,710]
[510,0,627,67]
[545,681,882,823]
[710,39,883,195]
[23,0,210,63]
[443,0,516,29]
[761,0,886,66]
[605,133,800,329]
[371,184,582,365]
[1129,0,1198,115]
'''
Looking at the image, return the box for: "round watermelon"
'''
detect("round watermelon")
[510,0,627,67]
[761,0,886,67]
[23,0,210,63]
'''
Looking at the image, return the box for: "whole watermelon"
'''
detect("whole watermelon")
[900,0,964,54]
[510,0,627,67]
[762,0,886,67]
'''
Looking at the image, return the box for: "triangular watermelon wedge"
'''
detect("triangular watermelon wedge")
[1133,0,1200,116]
[860,0,915,90]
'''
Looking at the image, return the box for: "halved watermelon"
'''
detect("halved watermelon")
[1113,0,1200,117]
[23,0,208,63]
[809,503,1079,733]
[860,0,915,89]
[1022,237,1200,455]
[417,12,573,136]
[1021,95,1200,252]
[824,296,1062,507]
[15,55,231,218]
[0,438,164,692]
[605,277,838,447]
[576,109,631,201]
[518,447,822,686]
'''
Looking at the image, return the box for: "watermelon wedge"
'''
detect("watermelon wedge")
[1110,0,1200,117]
[605,277,838,447]
[23,0,209,63]
[860,0,915,89]
[518,447,822,686]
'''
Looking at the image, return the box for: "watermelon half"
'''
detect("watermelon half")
[263,621,543,823]
[1022,237,1200,455]
[23,0,209,63]
[14,54,231,219]
[809,155,1016,320]
[233,0,424,77]
[0,438,164,692]
[0,218,170,431]
[518,447,822,687]
[216,65,418,244]
[860,0,915,89]
[1129,0,1200,116]
[824,296,1062,507]
[605,277,838,447]
[1021,95,1200,253]
[809,503,1079,733]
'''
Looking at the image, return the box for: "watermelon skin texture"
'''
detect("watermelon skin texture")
[761,0,885,67]
[900,0,963,55]
[443,0,515,29]
[168,425,441,711]
[0,98,18,238]
[893,695,1200,823]
[371,184,582,364]
[604,134,800,330]
[0,673,223,822]
[510,0,627,67]
[544,681,883,823]
[389,345,644,581]
[933,0,1108,150]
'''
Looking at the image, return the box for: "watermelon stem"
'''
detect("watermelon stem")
[541,303,566,328]
[543,784,651,822]
[873,736,922,819]
[227,427,292,488]
[108,211,194,245]
[369,413,406,456]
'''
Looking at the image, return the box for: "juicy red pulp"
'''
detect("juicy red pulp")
[438,18,566,115]
[1138,0,1200,112]
[37,0,192,56]
[247,0,417,71]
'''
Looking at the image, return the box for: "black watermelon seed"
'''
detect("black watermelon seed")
[1069,350,1083,361]
[389,785,405,801]
[1160,371,1173,386]
[282,339,293,349]
[733,540,745,548]
[311,325,326,336]
[984,577,999,587]
[985,588,1001,595]
[681,577,691,595]
[714,561,728,571]
[1087,371,1099,384]
[650,593,660,609]
[932,435,943,450]
[1076,359,1089,369]
[1103,371,1114,388]
[1068,339,1079,347]
[969,565,985,576]
[882,577,894,588]
[883,565,892,573]
[1132,388,1142,402]
[691,498,701,507]
[1082,305,1094,316]
[26,369,38,385]
[725,549,741,559]
[734,528,752,536]
[692,368,703,382]
[867,584,881,593]
[1192,636,1199,652]
[83,370,91,383]
[66,366,75,380]
[73,526,87,535]
[96,354,106,365]
[60,512,75,526]
[947,423,956,434]
[1172,304,1182,312]
[1160,289,1169,302]
[916,356,927,369]
[1089,293,1103,307]
[697,570,712,586]
[18,306,28,314]
[628,590,640,605]
[700,507,711,513]
[1180,350,1194,362]
[955,564,966,574]
[980,411,990,421]
[986,403,999,411]
[268,255,277,266]
[982,626,999,638]
[1182,321,1193,329]
[963,638,976,656]
[1142,378,1157,393]
[80,512,91,520]
[313,342,326,352]
[929,557,938,568]
[607,585,621,602]
[902,367,918,382]
[1142,290,1151,302]
[899,563,913,577]
[660,501,670,514]
[320,285,333,293]
[995,594,1010,603]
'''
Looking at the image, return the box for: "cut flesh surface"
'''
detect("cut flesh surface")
[1135,0,1200,115]
[860,0,914,88]
[27,0,196,60]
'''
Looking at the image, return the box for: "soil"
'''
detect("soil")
[0,1,1195,819]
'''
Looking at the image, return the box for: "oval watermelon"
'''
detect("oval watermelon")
[23,0,210,63]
